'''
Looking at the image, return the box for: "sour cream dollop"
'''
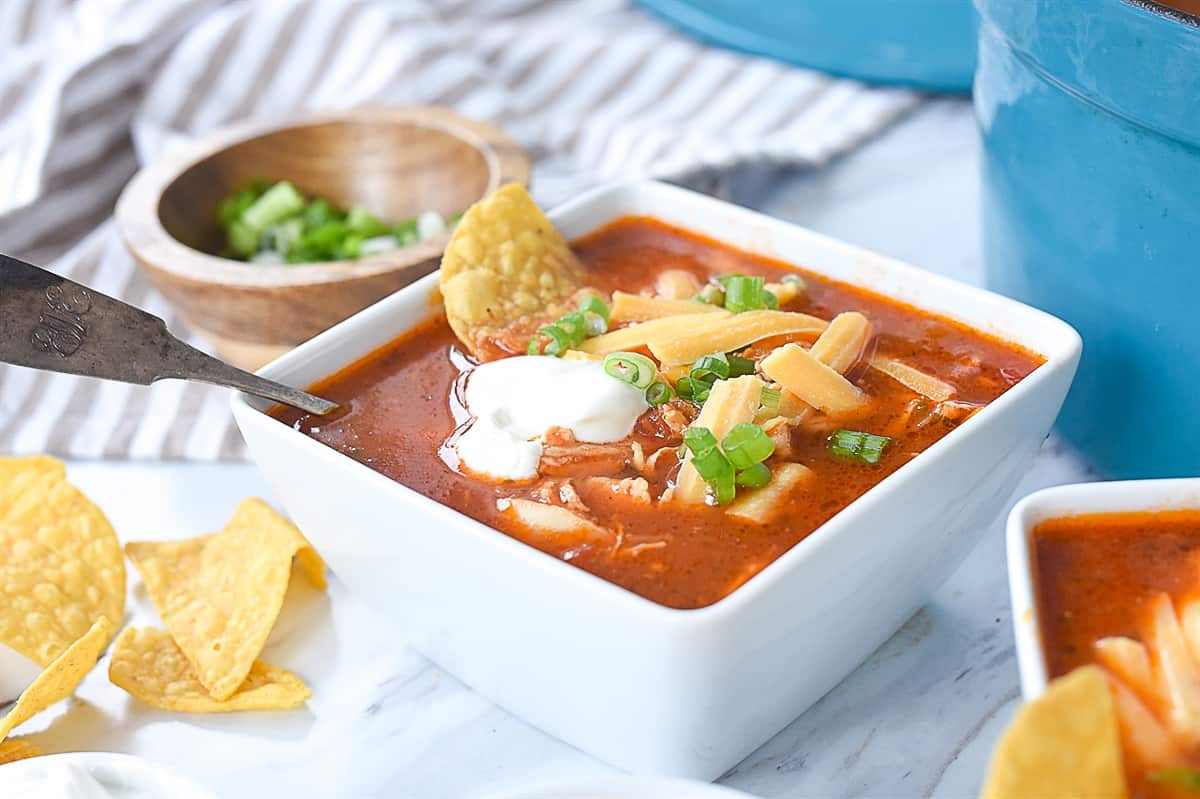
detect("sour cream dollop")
[455,356,650,481]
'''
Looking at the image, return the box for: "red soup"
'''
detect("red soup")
[275,218,1041,610]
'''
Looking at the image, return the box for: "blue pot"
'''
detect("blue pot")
[976,0,1200,478]
[637,0,978,92]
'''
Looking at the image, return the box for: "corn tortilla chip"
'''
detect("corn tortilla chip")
[439,183,582,356]
[0,616,111,741]
[979,666,1127,799]
[125,499,324,701]
[109,627,310,713]
[0,738,43,764]
[0,456,124,666]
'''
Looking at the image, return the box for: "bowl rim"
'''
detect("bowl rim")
[234,179,1083,627]
[114,105,530,288]
[1006,476,1200,699]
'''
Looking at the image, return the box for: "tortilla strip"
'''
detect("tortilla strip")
[673,376,764,504]
[647,310,827,366]
[610,291,722,322]
[760,344,865,414]
[870,355,955,402]
[726,463,814,524]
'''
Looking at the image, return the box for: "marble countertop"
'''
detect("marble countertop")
[14,98,1097,798]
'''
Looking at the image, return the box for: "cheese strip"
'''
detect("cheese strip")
[810,312,871,374]
[580,310,732,355]
[610,291,723,322]
[760,343,865,414]
[647,310,828,366]
[655,270,702,300]
[503,499,609,544]
[727,463,814,524]
[673,376,764,504]
[870,355,955,402]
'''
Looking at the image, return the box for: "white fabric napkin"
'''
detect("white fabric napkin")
[0,0,919,461]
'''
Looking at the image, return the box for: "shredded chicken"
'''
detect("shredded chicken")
[641,445,680,481]
[766,420,796,461]
[625,541,667,557]
[634,400,696,444]
[527,479,592,516]
[540,427,635,476]
[586,476,652,505]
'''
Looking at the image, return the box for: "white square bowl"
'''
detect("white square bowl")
[1007,478,1200,699]
[232,180,1081,779]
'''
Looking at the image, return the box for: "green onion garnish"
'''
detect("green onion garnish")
[578,295,610,323]
[540,324,572,356]
[828,429,892,465]
[760,387,781,409]
[578,295,610,336]
[694,284,725,306]
[526,337,542,355]
[691,353,730,383]
[675,376,694,400]
[722,422,775,470]
[1150,768,1200,790]
[723,275,768,313]
[241,181,305,234]
[556,311,588,346]
[646,380,674,407]
[683,426,720,457]
[604,352,658,389]
[728,355,757,377]
[735,462,772,489]
[764,290,779,310]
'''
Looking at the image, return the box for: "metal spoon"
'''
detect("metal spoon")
[0,253,337,415]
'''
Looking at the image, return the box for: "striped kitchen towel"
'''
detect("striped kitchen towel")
[0,0,920,461]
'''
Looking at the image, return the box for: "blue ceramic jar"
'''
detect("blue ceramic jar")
[976,0,1200,478]
[637,0,977,91]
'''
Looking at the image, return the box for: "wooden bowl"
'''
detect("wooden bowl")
[116,107,529,369]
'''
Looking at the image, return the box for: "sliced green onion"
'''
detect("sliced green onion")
[722,423,775,470]
[691,353,730,382]
[728,355,757,377]
[711,469,736,505]
[1150,768,1200,790]
[682,426,720,458]
[527,337,542,356]
[736,462,772,489]
[604,352,657,389]
[760,387,782,409]
[346,206,390,238]
[227,220,259,258]
[694,284,725,306]
[764,290,779,310]
[828,429,892,465]
[540,324,572,356]
[694,383,712,403]
[675,376,695,400]
[242,181,305,234]
[556,311,588,347]
[646,380,674,407]
[578,295,610,323]
[723,275,767,313]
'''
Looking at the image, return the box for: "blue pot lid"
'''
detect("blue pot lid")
[637,0,978,92]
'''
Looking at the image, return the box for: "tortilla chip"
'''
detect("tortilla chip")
[439,183,582,356]
[979,666,1127,799]
[124,499,324,701]
[109,627,310,713]
[0,616,111,740]
[0,738,43,764]
[0,456,124,665]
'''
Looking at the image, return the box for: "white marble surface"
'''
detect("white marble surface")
[5,99,1099,798]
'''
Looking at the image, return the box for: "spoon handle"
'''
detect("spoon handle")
[0,253,337,416]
